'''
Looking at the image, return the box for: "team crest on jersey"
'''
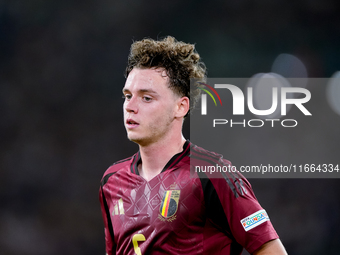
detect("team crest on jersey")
[159,190,180,221]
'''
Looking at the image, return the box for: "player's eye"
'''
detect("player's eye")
[123,94,132,100]
[143,96,152,102]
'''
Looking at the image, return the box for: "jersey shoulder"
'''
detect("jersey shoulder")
[100,154,136,186]
[190,143,232,166]
[190,143,251,198]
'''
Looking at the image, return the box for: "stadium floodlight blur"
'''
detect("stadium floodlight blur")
[271,53,308,88]
[326,71,340,116]
[245,72,293,119]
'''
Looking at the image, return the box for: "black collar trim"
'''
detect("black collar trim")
[131,140,191,176]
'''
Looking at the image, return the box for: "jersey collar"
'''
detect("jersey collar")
[130,140,191,175]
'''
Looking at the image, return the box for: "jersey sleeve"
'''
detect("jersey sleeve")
[207,171,279,254]
[99,185,116,255]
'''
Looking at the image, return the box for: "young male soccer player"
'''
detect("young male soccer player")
[99,36,287,255]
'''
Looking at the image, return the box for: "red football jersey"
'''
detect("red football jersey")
[99,141,278,255]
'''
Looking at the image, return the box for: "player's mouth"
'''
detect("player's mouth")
[126,118,139,129]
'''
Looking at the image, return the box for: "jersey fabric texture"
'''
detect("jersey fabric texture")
[99,141,278,255]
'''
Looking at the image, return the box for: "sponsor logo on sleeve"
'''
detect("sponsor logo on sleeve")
[240,209,269,231]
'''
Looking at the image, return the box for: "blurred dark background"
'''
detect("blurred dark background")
[0,1,339,254]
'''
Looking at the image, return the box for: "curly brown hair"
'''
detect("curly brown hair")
[125,36,206,116]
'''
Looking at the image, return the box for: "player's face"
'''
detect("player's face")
[123,68,181,146]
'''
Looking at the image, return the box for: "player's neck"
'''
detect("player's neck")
[138,135,186,181]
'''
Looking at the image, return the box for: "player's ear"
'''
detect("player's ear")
[175,96,189,118]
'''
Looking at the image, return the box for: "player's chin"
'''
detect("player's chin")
[127,134,142,143]
[127,135,152,146]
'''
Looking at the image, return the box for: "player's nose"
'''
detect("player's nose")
[124,96,138,113]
